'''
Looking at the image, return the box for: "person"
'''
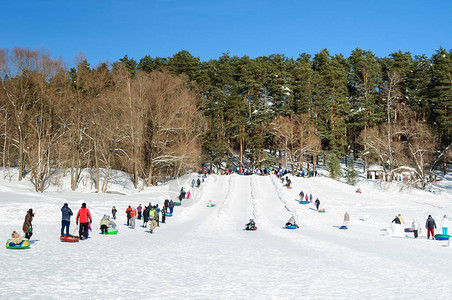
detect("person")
[143,205,149,227]
[137,204,142,220]
[305,195,309,202]
[125,206,132,226]
[245,219,256,230]
[197,178,201,187]
[161,206,167,224]
[285,216,298,228]
[441,214,449,235]
[314,199,320,211]
[149,209,158,234]
[187,190,191,199]
[100,215,109,234]
[392,216,401,224]
[155,204,161,227]
[164,199,170,209]
[76,203,92,240]
[344,212,350,227]
[169,200,174,214]
[412,219,420,239]
[112,206,117,220]
[397,214,404,224]
[299,191,304,201]
[425,215,436,239]
[130,207,137,229]
[191,179,195,188]
[23,209,34,240]
[10,230,27,244]
[286,178,291,187]
[309,194,313,202]
[61,203,73,237]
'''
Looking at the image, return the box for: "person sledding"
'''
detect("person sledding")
[299,191,304,201]
[285,178,291,187]
[356,188,362,194]
[100,215,110,234]
[245,219,257,230]
[10,230,27,245]
[285,216,299,228]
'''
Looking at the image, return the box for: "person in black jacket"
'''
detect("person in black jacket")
[61,203,73,237]
[314,199,320,211]
[392,216,401,224]
[142,206,149,227]
[161,206,167,224]
[425,215,437,239]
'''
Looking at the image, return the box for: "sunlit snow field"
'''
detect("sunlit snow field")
[0,170,451,299]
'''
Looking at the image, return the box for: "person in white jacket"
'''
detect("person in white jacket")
[441,215,449,235]
[411,219,420,238]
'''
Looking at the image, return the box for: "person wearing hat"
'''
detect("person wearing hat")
[61,203,73,237]
[76,203,92,240]
[425,215,437,239]
[23,209,34,240]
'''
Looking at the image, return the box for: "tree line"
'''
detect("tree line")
[0,47,451,191]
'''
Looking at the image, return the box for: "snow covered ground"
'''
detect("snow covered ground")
[0,171,451,299]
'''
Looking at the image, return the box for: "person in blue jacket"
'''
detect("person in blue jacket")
[61,203,73,237]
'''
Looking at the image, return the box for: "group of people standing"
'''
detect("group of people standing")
[391,213,449,239]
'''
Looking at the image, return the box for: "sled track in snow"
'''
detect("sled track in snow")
[270,175,302,224]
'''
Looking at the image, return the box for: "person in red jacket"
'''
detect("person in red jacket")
[76,203,92,240]
[125,206,132,226]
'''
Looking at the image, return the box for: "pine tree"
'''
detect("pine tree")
[327,153,342,180]
[345,157,359,185]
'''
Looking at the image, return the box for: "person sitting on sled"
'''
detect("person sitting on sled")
[10,230,26,244]
[246,219,256,230]
[286,178,291,187]
[100,215,109,234]
[285,216,299,228]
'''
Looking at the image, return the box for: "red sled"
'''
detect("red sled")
[60,235,80,242]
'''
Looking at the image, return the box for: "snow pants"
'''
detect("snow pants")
[443,227,448,235]
[101,225,108,234]
[161,214,166,224]
[427,228,435,239]
[130,217,135,229]
[61,220,70,236]
[80,222,89,239]
[170,207,174,214]
[413,230,418,238]
[138,212,142,220]
[127,217,131,226]
[25,231,33,240]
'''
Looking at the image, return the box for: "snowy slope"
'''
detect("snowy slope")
[0,173,451,299]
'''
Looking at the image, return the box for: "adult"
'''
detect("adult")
[164,199,169,209]
[425,215,436,239]
[285,216,298,228]
[314,199,320,211]
[197,178,201,186]
[125,206,132,226]
[100,215,109,234]
[155,204,160,227]
[411,219,420,239]
[391,216,401,224]
[344,212,350,227]
[130,207,137,229]
[137,204,142,220]
[76,203,92,240]
[299,191,304,201]
[441,214,449,235]
[112,206,117,220]
[143,205,149,227]
[61,203,73,237]
[169,200,175,214]
[23,209,34,240]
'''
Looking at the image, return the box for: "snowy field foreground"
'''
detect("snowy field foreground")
[1,173,451,299]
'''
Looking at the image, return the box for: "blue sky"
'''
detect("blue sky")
[1,0,451,66]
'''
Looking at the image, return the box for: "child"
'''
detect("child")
[10,231,26,244]
[100,215,109,234]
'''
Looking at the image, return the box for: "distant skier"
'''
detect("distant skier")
[285,216,299,228]
[309,194,313,202]
[441,214,449,235]
[344,212,350,227]
[23,209,34,240]
[411,219,420,239]
[425,215,437,239]
[76,203,92,240]
[61,203,73,237]
[314,199,320,211]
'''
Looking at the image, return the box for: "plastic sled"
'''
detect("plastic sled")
[207,204,216,207]
[173,202,182,206]
[318,209,326,213]
[434,234,451,240]
[60,235,80,242]
[106,228,118,235]
[6,239,30,249]
[286,186,292,189]
[404,228,414,232]
[245,226,257,231]
[284,225,298,229]
[339,226,348,229]
[299,201,310,205]
[166,213,173,217]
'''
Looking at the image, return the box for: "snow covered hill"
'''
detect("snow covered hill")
[0,173,451,299]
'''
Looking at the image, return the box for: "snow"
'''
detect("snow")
[1,171,452,299]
